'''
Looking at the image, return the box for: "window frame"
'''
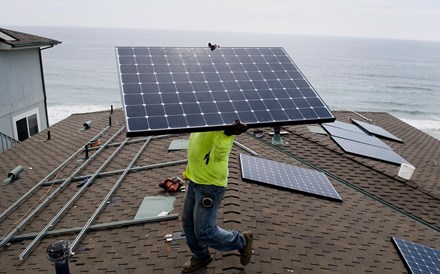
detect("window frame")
[12,108,40,141]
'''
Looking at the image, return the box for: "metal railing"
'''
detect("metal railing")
[0,131,20,154]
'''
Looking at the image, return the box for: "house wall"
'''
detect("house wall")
[0,48,48,139]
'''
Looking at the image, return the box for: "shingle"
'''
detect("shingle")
[0,27,60,48]
[0,109,439,273]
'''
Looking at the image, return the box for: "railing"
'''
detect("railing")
[0,131,20,154]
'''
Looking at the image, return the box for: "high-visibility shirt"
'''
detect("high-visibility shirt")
[185,131,235,187]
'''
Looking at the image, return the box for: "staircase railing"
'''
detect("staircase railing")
[0,131,20,154]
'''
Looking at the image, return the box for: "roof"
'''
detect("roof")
[0,109,439,273]
[0,27,61,49]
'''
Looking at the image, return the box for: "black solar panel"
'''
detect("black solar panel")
[351,118,403,143]
[332,136,408,165]
[392,237,440,274]
[240,154,342,201]
[116,47,335,136]
[322,123,390,149]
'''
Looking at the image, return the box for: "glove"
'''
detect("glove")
[224,120,248,136]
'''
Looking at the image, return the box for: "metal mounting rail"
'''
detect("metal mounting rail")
[41,159,189,186]
[233,140,258,156]
[9,214,179,242]
[70,137,152,253]
[0,126,110,222]
[18,127,127,260]
[0,126,124,249]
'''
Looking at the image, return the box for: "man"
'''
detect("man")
[181,120,253,272]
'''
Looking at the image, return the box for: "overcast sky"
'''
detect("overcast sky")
[2,0,440,41]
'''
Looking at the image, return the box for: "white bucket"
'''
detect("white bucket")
[398,163,416,180]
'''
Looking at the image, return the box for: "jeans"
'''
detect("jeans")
[182,180,245,258]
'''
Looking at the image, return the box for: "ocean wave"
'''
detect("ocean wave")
[388,85,433,91]
[399,118,440,140]
[48,104,119,126]
[399,118,440,130]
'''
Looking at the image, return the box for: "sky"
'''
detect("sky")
[2,0,440,41]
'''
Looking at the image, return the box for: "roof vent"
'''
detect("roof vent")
[398,163,415,180]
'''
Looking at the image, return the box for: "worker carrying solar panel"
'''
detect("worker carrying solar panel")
[181,119,253,272]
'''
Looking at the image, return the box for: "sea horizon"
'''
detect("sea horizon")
[7,26,440,140]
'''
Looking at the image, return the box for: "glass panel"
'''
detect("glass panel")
[28,114,39,136]
[16,118,29,141]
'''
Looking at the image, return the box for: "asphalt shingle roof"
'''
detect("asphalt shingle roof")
[0,109,439,273]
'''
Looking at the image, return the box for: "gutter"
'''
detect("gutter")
[39,48,50,128]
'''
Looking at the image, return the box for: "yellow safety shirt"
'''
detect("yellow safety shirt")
[185,131,235,187]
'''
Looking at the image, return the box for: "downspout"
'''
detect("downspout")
[39,45,53,128]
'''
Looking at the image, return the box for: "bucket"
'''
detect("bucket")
[398,163,415,180]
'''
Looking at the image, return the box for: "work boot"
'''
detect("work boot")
[239,231,253,266]
[181,253,212,273]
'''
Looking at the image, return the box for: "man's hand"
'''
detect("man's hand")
[224,120,248,136]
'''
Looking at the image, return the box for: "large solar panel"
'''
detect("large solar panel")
[322,123,390,149]
[392,237,440,274]
[351,118,403,143]
[116,47,335,136]
[240,153,342,201]
[332,136,408,165]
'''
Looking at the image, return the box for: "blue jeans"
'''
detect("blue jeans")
[182,180,245,258]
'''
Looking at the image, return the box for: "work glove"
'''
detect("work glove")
[224,120,248,136]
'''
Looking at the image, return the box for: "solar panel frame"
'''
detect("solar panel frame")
[240,153,342,202]
[392,237,440,274]
[116,47,335,136]
[351,118,403,143]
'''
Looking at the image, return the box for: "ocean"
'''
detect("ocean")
[11,26,440,140]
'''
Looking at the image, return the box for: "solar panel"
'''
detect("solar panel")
[332,136,408,165]
[322,120,366,134]
[351,118,403,143]
[240,153,342,201]
[392,237,440,274]
[116,47,335,136]
[322,123,390,149]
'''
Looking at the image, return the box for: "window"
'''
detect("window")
[28,114,39,136]
[16,117,29,141]
[13,109,40,142]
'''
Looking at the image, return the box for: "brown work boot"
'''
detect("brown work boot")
[239,231,253,266]
[181,253,213,273]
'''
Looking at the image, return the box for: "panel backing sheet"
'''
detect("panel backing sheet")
[332,136,408,165]
[323,121,408,165]
[116,47,335,136]
[322,123,390,149]
[351,118,403,142]
[240,153,342,201]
